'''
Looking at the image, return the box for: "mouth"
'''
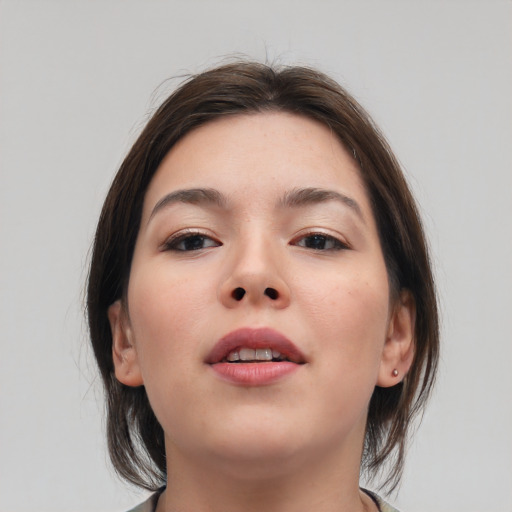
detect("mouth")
[223,347,288,363]
[206,327,306,365]
[206,327,306,386]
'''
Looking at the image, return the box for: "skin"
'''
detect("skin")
[108,112,415,512]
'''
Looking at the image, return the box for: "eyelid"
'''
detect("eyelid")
[160,228,222,252]
[290,230,351,251]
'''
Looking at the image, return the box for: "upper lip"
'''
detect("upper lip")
[206,327,306,364]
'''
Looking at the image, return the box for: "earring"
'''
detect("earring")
[392,369,399,377]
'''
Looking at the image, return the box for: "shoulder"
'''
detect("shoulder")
[126,491,161,512]
[362,488,401,512]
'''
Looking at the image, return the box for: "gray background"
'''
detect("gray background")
[1,1,511,511]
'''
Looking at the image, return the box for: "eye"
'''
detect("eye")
[293,233,348,251]
[163,231,221,252]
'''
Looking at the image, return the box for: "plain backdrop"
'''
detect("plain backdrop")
[1,1,511,511]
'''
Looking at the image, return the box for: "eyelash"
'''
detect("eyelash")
[162,230,221,252]
[162,231,349,253]
[291,232,349,251]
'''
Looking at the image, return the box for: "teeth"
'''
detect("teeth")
[227,351,240,362]
[226,347,282,362]
[239,348,256,361]
[255,348,272,361]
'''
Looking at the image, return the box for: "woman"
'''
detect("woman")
[87,62,439,512]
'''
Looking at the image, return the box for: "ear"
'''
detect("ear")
[107,300,144,387]
[377,290,415,387]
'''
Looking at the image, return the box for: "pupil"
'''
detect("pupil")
[185,236,204,250]
[307,235,326,249]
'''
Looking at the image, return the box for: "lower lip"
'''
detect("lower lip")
[210,361,300,386]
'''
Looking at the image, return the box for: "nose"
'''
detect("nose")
[218,239,291,309]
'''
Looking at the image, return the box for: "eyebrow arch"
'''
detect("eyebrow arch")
[278,187,365,222]
[148,188,226,223]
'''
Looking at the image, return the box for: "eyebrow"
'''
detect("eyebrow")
[148,188,226,223]
[278,187,365,222]
[148,186,364,223]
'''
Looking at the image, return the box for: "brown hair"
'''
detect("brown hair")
[87,61,439,492]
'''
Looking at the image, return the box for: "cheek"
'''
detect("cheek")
[299,264,390,332]
[125,266,217,432]
[126,263,215,374]
[298,265,390,385]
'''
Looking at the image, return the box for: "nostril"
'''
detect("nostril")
[232,287,246,301]
[264,287,278,300]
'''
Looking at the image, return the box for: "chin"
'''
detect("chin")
[194,415,325,480]
[207,439,308,481]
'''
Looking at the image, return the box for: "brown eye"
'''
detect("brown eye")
[164,233,221,252]
[295,234,346,251]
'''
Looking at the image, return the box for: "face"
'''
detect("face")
[109,112,414,477]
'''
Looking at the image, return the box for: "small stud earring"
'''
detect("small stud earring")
[392,369,399,377]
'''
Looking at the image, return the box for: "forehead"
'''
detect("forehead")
[143,112,371,215]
